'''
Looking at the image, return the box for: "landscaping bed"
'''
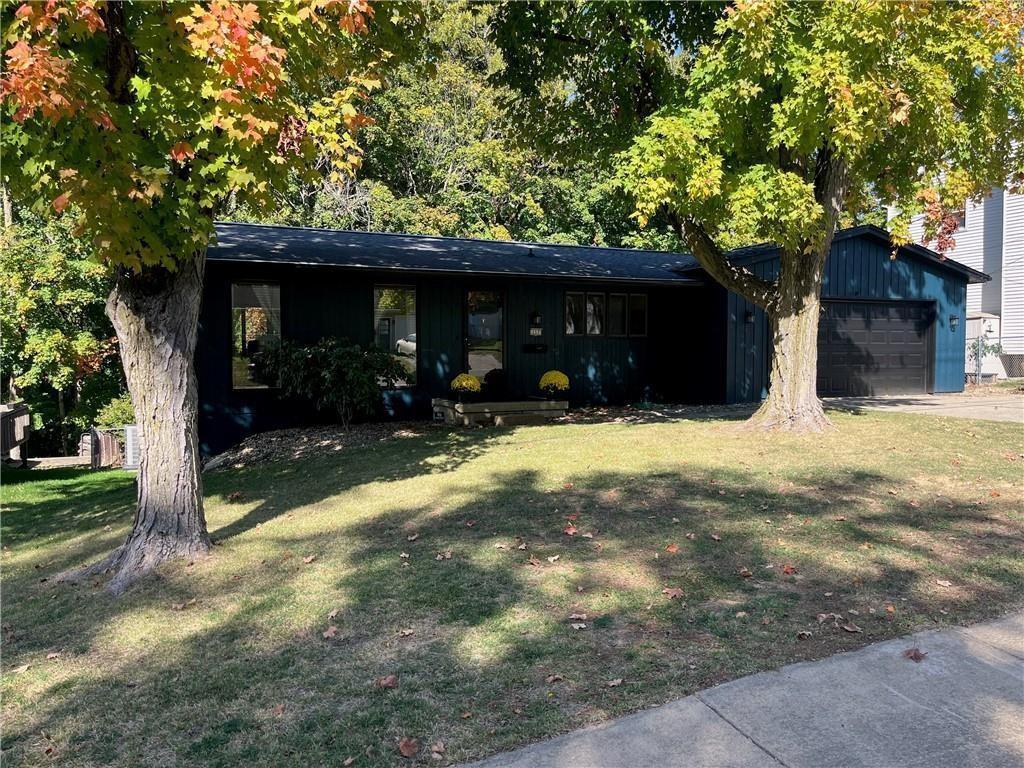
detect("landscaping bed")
[2,410,1022,767]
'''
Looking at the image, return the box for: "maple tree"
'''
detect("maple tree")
[495,0,1023,431]
[1,0,418,593]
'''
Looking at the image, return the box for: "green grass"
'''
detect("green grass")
[2,410,1023,767]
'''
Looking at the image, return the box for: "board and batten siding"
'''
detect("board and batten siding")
[724,236,968,403]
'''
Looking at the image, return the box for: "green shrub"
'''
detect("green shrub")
[95,393,135,428]
[278,339,406,429]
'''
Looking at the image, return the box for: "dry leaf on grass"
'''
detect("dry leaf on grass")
[581,532,594,539]
[302,555,316,564]
[399,552,410,560]
[781,564,797,575]
[343,757,356,766]
[465,520,477,528]
[936,579,953,588]
[662,587,685,600]
[570,622,587,630]
[170,598,197,611]
[903,647,928,663]
[272,704,285,716]
[46,652,60,660]
[738,568,753,578]
[407,534,419,542]
[328,608,339,620]
[527,555,541,566]
[563,524,577,536]
[397,737,419,758]
[606,678,623,687]
[398,628,414,637]
[431,741,446,758]
[797,630,813,640]
[12,664,30,674]
[517,542,528,550]
[569,612,587,620]
[547,555,560,563]
[436,550,452,561]
[322,625,339,639]
[665,543,680,554]
[841,622,863,633]
[545,673,563,683]
[376,674,399,689]
[685,532,696,540]
[565,513,579,521]
[710,533,721,541]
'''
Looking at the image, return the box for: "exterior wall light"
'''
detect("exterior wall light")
[949,314,959,332]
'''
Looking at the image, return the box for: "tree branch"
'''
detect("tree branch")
[102,1,138,105]
[671,214,778,310]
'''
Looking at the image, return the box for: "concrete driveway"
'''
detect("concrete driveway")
[825,393,1024,423]
[465,613,1024,768]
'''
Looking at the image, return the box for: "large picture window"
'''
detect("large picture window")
[374,285,417,387]
[232,283,281,389]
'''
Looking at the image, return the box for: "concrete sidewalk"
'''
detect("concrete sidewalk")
[466,613,1024,768]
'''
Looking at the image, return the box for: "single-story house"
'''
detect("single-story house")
[197,223,989,455]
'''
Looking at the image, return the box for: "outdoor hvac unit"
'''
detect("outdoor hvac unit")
[124,425,141,470]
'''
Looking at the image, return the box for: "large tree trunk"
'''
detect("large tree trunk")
[745,246,834,432]
[99,253,210,594]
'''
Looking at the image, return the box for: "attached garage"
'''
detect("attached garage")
[816,301,933,397]
[700,226,989,404]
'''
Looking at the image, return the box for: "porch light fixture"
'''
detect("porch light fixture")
[949,314,959,332]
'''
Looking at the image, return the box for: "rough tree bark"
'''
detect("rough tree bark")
[62,252,211,594]
[675,150,848,433]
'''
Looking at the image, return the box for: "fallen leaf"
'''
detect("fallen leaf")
[547,555,560,563]
[888,489,898,496]
[841,622,863,633]
[797,630,813,640]
[376,674,399,689]
[46,652,61,660]
[170,598,197,611]
[990,490,1001,497]
[436,550,452,560]
[431,741,446,756]
[672,517,680,523]
[565,513,579,521]
[581,532,594,539]
[563,483,573,489]
[517,542,528,550]
[272,704,285,716]
[398,737,419,758]
[563,524,577,536]
[885,604,896,614]
[662,587,685,599]
[569,612,587,620]
[665,543,680,554]
[735,611,748,619]
[606,678,623,687]
[343,758,356,766]
[328,608,339,620]
[323,625,339,639]
[817,612,843,625]
[399,552,410,560]
[738,567,753,578]
[833,515,846,521]
[460,711,472,719]
[407,534,419,542]
[465,520,477,528]
[685,532,696,540]
[781,564,797,575]
[545,673,563,683]
[710,534,721,542]
[494,543,508,549]
[302,555,316,564]
[12,664,30,674]
[528,555,541,566]
[936,579,953,588]
[570,622,587,630]
[903,647,928,663]
[398,628,414,637]
[227,491,245,502]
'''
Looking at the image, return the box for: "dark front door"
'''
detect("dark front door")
[466,290,504,386]
[817,301,932,397]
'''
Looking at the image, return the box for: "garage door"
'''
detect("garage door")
[817,301,932,396]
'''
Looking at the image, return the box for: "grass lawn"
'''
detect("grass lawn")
[2,410,1023,766]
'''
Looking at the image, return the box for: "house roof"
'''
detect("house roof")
[689,225,990,284]
[209,221,989,286]
[209,222,703,285]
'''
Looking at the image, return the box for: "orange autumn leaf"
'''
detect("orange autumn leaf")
[170,141,195,162]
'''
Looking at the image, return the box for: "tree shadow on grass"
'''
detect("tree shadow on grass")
[3,439,1022,767]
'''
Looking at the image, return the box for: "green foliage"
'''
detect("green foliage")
[95,392,135,429]
[231,2,646,248]
[1,1,422,271]
[277,338,405,429]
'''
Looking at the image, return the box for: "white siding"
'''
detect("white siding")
[1001,191,1024,355]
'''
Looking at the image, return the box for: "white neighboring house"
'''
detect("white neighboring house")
[891,187,1024,380]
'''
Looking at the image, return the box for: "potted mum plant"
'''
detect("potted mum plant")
[538,370,570,400]
[450,373,481,403]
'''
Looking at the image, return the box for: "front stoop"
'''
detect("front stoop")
[431,398,569,427]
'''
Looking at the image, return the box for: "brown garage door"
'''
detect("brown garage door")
[817,301,932,397]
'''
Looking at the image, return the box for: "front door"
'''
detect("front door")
[466,290,504,386]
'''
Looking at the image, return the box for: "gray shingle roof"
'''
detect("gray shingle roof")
[210,222,701,284]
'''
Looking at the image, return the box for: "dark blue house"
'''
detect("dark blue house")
[197,223,988,455]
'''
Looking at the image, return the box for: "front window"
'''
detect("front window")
[565,292,585,336]
[586,293,605,335]
[374,285,417,387]
[231,283,281,389]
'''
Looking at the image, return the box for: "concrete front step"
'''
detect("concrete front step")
[432,398,569,427]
